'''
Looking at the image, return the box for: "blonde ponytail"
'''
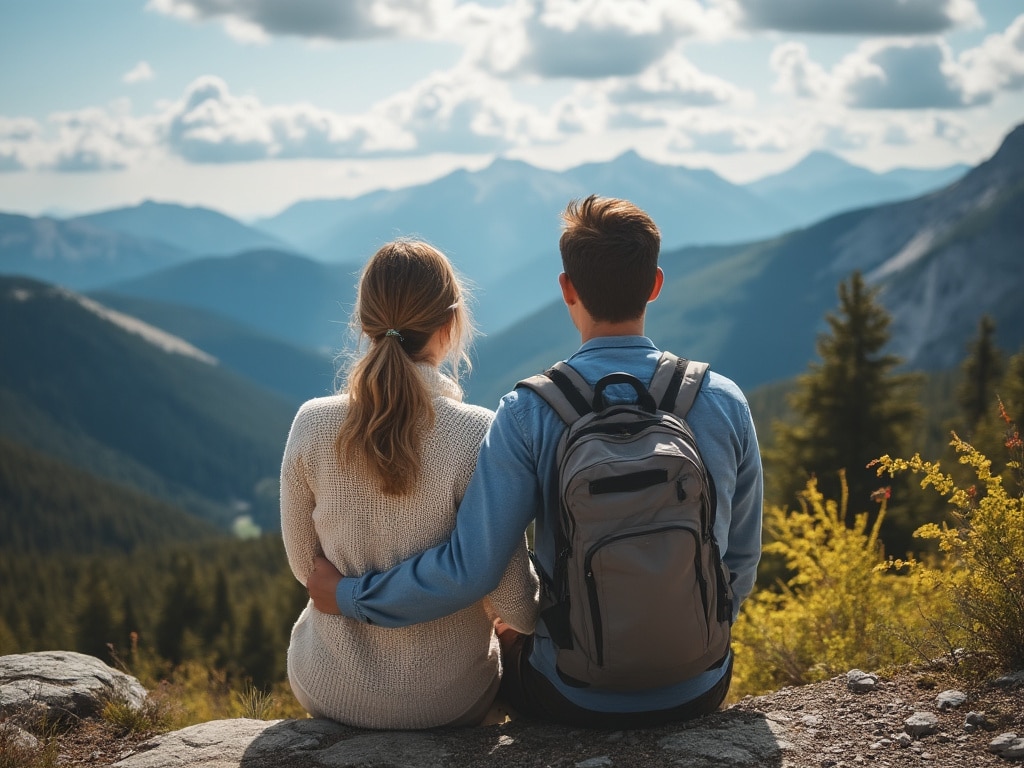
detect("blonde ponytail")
[336,240,472,495]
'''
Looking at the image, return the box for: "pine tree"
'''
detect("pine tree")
[767,272,921,537]
[154,555,203,666]
[238,603,276,691]
[999,346,1024,426]
[956,314,1004,438]
[74,565,117,662]
[207,568,235,670]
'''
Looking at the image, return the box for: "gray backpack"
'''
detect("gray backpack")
[516,351,732,691]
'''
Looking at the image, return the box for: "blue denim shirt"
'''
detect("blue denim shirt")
[336,336,763,713]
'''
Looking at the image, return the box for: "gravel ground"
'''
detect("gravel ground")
[9,662,1024,767]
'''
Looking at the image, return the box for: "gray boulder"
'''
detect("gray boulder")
[0,650,147,723]
[110,711,792,768]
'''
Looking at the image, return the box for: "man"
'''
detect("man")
[308,195,763,727]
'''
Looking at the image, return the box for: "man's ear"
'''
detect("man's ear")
[558,272,578,306]
[648,267,665,302]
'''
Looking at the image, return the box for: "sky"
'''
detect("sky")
[0,0,1022,221]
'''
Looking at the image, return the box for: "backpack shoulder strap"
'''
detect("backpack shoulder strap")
[515,361,594,426]
[648,351,710,418]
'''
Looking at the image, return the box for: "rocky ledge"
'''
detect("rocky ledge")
[1,651,1022,767]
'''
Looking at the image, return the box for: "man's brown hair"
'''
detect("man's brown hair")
[559,195,661,323]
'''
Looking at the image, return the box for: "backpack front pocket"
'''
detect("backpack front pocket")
[580,524,711,688]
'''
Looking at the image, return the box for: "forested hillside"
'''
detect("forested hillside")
[0,438,219,555]
[0,276,293,530]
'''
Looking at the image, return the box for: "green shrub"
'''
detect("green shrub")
[731,474,916,697]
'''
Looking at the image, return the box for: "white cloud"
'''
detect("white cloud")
[0,149,24,172]
[0,118,41,172]
[455,0,719,79]
[604,50,747,107]
[370,66,558,153]
[727,0,981,35]
[163,76,373,162]
[122,61,156,84]
[959,13,1024,95]
[0,117,40,142]
[771,19,1024,111]
[48,107,156,171]
[770,42,829,99]
[837,40,983,109]
[146,0,453,42]
[666,113,789,155]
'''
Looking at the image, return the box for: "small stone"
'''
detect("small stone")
[0,723,38,752]
[993,671,1024,688]
[1006,741,1024,760]
[904,712,940,739]
[966,711,994,732]
[802,714,823,727]
[990,733,1021,754]
[936,690,967,710]
[897,733,914,748]
[848,669,879,693]
[576,758,613,768]
[920,752,935,760]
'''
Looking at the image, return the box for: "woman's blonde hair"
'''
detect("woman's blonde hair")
[336,239,474,496]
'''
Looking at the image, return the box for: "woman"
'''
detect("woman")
[280,239,538,729]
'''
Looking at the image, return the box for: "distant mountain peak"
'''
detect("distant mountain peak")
[792,150,858,172]
[987,120,1024,168]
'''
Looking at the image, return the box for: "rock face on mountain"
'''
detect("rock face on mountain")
[2,651,1022,767]
[830,123,1024,371]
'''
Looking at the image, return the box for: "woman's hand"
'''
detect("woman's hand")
[306,555,344,615]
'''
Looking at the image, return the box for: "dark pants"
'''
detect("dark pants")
[498,634,733,730]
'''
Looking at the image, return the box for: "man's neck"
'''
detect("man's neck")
[577,318,646,344]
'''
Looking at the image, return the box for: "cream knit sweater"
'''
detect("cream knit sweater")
[281,365,539,729]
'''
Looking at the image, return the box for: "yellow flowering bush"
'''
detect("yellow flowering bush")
[731,475,915,697]
[873,405,1024,672]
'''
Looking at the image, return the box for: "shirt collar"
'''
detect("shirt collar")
[569,335,657,359]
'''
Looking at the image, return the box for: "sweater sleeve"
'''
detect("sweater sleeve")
[280,404,320,586]
[483,532,539,634]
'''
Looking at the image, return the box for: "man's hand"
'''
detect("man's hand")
[306,555,343,615]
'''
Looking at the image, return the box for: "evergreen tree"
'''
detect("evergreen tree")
[207,568,235,670]
[999,346,1024,426]
[74,565,117,662]
[767,272,921,533]
[238,603,276,691]
[154,555,203,665]
[956,314,1004,438]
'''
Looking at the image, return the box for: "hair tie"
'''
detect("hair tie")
[384,329,404,342]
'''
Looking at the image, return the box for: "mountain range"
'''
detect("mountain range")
[746,151,969,228]
[253,151,965,333]
[0,212,191,289]
[465,124,1024,406]
[72,200,287,256]
[0,147,967,338]
[0,129,1016,544]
